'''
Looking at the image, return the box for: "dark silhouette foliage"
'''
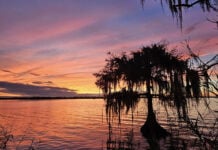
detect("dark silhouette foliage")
[94,43,204,101]
[94,43,217,143]
[141,0,218,28]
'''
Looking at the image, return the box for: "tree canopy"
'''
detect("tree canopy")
[95,43,217,145]
[94,44,203,100]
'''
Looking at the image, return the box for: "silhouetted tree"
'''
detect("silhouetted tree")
[185,41,218,97]
[94,44,202,99]
[94,43,207,140]
[94,43,217,149]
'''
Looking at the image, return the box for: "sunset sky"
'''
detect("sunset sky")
[0,0,217,96]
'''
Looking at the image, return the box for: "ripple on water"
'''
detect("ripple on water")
[0,98,217,149]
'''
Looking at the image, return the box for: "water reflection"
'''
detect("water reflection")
[106,123,141,150]
[105,91,139,149]
[105,91,171,149]
[0,99,110,149]
[105,92,218,150]
[0,99,217,149]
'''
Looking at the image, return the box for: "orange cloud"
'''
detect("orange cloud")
[0,1,217,96]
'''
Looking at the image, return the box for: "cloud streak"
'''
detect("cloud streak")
[0,0,217,95]
[0,81,77,97]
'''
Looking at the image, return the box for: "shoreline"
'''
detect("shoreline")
[0,95,217,100]
[0,96,104,100]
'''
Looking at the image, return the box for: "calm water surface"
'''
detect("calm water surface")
[0,98,217,149]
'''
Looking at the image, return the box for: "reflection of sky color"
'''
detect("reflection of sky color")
[0,0,217,96]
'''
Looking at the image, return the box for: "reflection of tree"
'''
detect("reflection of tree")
[0,125,13,149]
[105,92,141,149]
[94,43,217,149]
[0,125,39,149]
[106,122,141,150]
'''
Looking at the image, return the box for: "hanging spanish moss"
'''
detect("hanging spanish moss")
[141,0,217,29]
[94,43,213,141]
[186,69,201,99]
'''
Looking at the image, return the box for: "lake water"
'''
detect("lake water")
[0,98,217,149]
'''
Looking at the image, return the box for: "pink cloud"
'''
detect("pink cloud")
[0,1,217,95]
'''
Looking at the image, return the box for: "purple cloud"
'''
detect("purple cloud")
[0,81,77,97]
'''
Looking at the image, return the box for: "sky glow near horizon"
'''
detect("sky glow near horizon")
[0,0,217,96]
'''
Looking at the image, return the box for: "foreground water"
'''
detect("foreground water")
[0,98,217,149]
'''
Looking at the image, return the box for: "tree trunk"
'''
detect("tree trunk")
[141,78,170,144]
